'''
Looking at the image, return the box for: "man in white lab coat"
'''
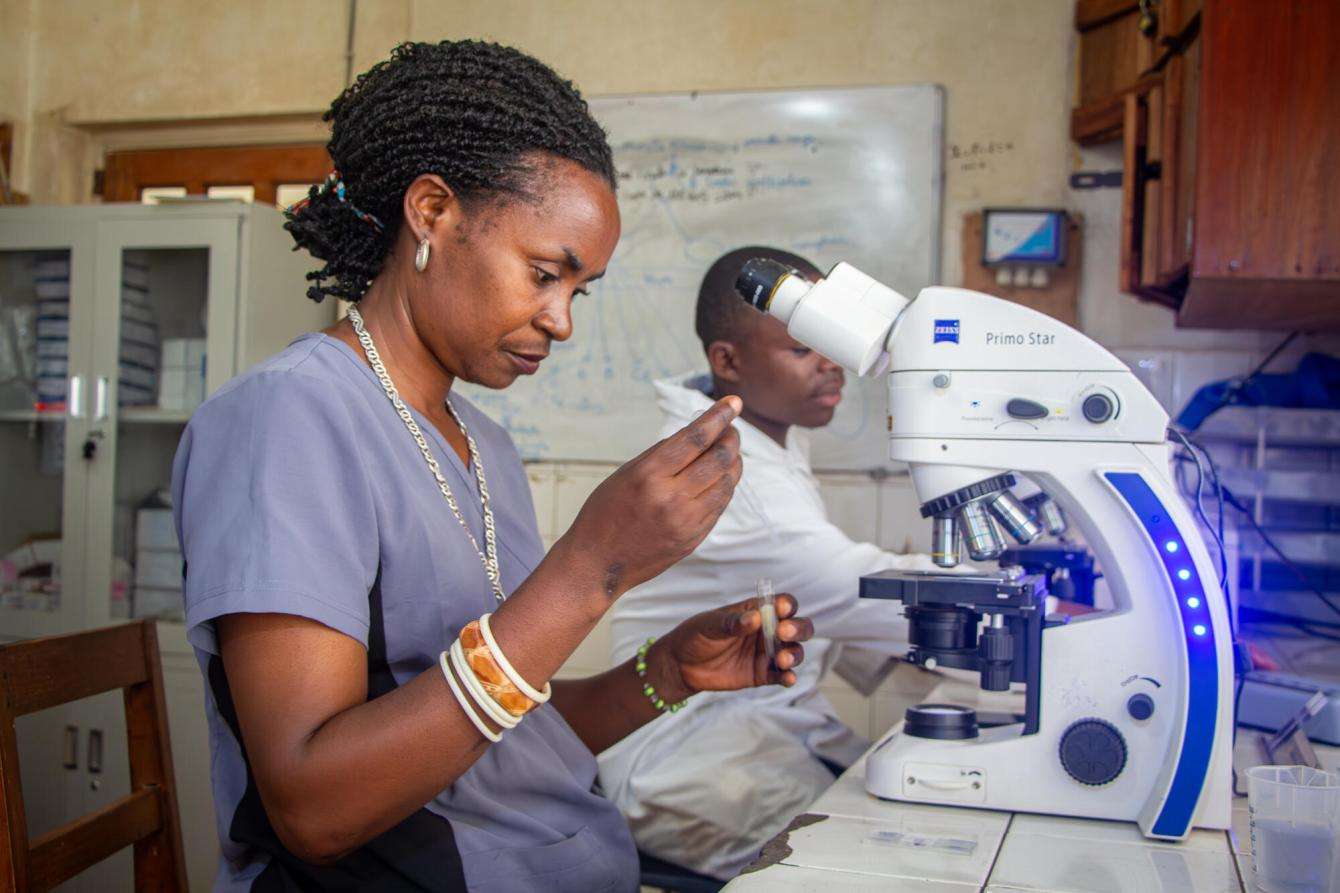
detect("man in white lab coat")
[597,247,947,880]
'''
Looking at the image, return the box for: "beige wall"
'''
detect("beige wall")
[1,0,33,139]
[8,0,1074,284]
[410,0,1077,289]
[30,0,349,122]
[2,0,1301,353]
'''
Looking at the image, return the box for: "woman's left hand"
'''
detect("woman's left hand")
[646,594,813,703]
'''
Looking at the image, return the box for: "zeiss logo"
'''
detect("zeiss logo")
[933,319,960,344]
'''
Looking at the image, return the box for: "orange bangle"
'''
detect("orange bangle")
[460,621,536,718]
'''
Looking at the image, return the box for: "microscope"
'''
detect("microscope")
[735,260,1233,839]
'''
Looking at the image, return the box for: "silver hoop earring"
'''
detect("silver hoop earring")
[414,237,431,272]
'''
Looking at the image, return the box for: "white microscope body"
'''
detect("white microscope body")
[737,262,1233,838]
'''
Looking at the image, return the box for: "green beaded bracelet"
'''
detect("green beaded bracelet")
[635,637,688,714]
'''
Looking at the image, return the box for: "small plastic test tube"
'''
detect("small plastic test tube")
[757,578,778,664]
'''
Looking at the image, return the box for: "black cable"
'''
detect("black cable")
[1231,675,1247,798]
[1299,623,1340,643]
[1168,428,1251,775]
[1180,432,1233,624]
[1168,428,1230,597]
[1168,452,1340,625]
[1180,329,1301,433]
[1243,331,1302,384]
[1217,482,1340,622]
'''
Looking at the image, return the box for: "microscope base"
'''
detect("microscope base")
[865,722,1232,836]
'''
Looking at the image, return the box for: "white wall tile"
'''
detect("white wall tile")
[780,810,1007,887]
[877,474,930,554]
[816,471,880,544]
[524,462,557,541]
[869,664,944,739]
[1112,349,1176,413]
[552,464,616,535]
[819,674,874,740]
[987,825,1241,892]
[558,611,616,678]
[541,463,617,678]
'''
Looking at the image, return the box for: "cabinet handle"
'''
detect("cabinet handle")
[1137,0,1159,37]
[62,725,79,770]
[87,728,103,774]
[67,375,84,419]
[94,376,109,420]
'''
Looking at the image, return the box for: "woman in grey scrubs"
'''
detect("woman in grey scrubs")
[171,40,812,893]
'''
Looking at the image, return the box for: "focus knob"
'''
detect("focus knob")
[1082,393,1116,423]
[1059,719,1126,786]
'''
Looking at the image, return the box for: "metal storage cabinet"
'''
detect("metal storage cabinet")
[0,201,331,890]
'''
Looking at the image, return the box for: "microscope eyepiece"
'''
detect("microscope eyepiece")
[735,257,797,311]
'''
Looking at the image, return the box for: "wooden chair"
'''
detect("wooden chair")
[0,620,187,891]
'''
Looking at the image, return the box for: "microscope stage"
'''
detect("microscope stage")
[859,568,1046,609]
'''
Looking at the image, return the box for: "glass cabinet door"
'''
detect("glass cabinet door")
[83,215,239,629]
[0,219,95,639]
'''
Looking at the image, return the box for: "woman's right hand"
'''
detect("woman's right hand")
[555,396,744,600]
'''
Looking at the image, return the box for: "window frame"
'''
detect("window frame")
[102,144,331,205]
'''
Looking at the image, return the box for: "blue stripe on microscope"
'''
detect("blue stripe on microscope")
[1104,471,1218,837]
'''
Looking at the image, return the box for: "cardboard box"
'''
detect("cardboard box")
[132,586,183,621]
[161,338,188,368]
[136,508,178,551]
[159,367,187,409]
[185,338,206,370]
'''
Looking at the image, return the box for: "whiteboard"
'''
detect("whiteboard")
[460,85,943,469]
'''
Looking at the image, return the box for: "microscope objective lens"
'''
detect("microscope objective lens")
[959,500,1005,561]
[931,514,961,567]
[985,490,1041,545]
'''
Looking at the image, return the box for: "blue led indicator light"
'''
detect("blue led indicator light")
[1104,471,1217,838]
[1177,568,1192,581]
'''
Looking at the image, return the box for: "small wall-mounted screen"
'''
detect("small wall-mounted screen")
[983,209,1067,266]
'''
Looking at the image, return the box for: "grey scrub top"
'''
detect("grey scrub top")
[171,332,639,892]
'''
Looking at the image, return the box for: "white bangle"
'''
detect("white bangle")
[478,613,552,705]
[438,650,501,743]
[451,639,521,729]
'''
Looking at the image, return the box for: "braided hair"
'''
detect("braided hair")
[285,40,618,303]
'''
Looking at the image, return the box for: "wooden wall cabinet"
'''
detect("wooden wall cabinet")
[1075,0,1340,330]
[1072,0,1169,144]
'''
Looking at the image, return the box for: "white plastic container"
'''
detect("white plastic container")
[1247,765,1339,892]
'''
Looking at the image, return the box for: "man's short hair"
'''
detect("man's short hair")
[694,246,823,352]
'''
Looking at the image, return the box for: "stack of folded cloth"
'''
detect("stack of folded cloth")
[33,257,71,410]
[32,255,160,409]
[118,256,159,406]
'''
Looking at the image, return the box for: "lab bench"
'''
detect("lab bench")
[723,675,1339,892]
